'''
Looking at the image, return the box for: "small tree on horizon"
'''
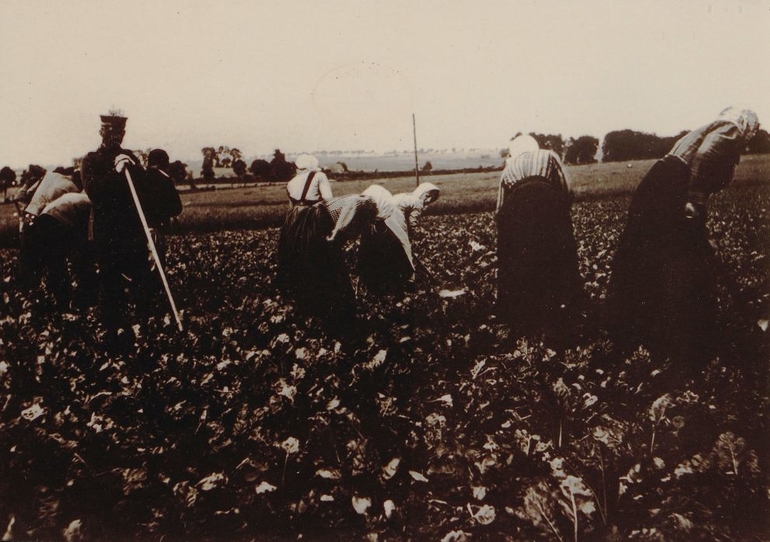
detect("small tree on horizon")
[564,136,599,165]
[249,159,271,180]
[201,159,215,182]
[0,166,16,201]
[216,146,230,168]
[201,147,216,182]
[168,160,189,185]
[232,159,247,186]
[270,149,295,182]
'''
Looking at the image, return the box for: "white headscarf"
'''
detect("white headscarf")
[393,182,440,226]
[718,107,760,140]
[412,182,440,205]
[508,134,539,161]
[295,153,320,171]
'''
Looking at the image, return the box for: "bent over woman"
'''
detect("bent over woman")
[496,135,584,339]
[607,107,760,366]
[356,184,423,295]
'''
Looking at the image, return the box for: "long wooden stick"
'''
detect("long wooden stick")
[413,113,420,187]
[124,168,183,331]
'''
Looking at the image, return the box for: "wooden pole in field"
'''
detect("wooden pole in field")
[413,113,420,187]
[124,168,184,332]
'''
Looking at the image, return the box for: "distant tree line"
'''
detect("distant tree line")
[200,146,247,182]
[601,128,770,162]
[248,149,296,183]
[194,127,770,185]
[8,125,770,198]
[505,132,600,165]
[502,128,770,165]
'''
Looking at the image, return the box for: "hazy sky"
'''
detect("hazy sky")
[1,0,768,168]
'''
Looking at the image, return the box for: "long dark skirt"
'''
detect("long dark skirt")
[276,205,356,333]
[607,156,718,365]
[357,220,413,295]
[496,177,584,337]
[18,215,97,311]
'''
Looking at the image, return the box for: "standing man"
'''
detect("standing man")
[81,112,147,346]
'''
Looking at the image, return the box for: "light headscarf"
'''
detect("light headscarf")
[718,107,760,140]
[413,182,440,205]
[295,153,320,171]
[508,134,539,161]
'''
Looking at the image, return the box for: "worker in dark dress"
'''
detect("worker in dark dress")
[607,107,760,368]
[496,134,585,344]
[140,149,183,266]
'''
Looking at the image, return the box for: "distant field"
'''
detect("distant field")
[171,153,769,232]
[185,149,507,175]
[1,154,768,243]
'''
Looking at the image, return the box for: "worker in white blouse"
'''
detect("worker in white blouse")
[286,153,333,205]
[276,154,335,294]
[18,191,96,312]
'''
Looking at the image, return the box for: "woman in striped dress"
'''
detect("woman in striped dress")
[607,107,760,366]
[496,135,584,339]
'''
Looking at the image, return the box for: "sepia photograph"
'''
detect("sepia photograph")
[0,0,769,540]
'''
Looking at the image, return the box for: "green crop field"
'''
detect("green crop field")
[0,153,768,541]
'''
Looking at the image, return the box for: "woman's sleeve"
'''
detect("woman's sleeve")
[399,196,421,228]
[689,124,742,204]
[408,206,421,229]
[327,196,360,240]
[496,176,505,214]
[551,152,571,195]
